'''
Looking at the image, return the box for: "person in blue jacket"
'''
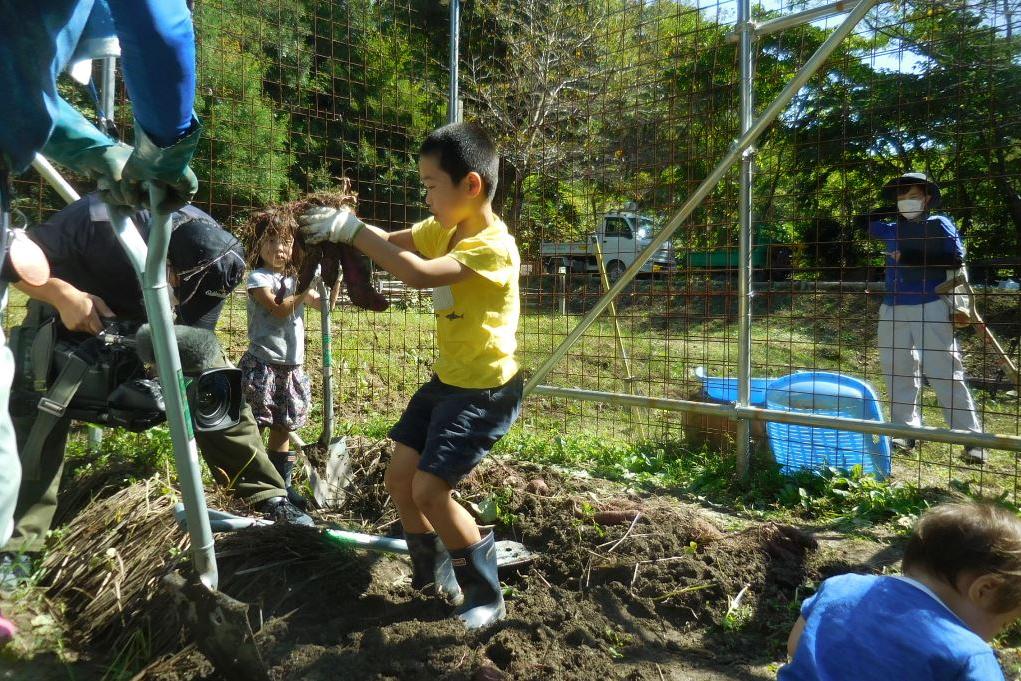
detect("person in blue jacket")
[0,0,204,618]
[0,0,200,212]
[861,172,984,463]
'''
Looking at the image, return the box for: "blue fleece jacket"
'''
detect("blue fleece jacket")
[868,212,965,306]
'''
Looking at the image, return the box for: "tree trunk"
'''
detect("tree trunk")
[986,92,1021,251]
[493,161,518,218]
[509,175,525,229]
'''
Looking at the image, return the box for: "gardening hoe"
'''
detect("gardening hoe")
[936,268,1019,386]
[174,504,537,569]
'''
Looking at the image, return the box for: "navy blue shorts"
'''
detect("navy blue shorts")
[389,372,523,487]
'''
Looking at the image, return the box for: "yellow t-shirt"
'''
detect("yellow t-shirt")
[411,216,520,389]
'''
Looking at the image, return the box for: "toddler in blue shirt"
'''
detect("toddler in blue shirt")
[781,502,1021,680]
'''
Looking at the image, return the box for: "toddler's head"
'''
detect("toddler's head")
[903,502,1021,640]
[247,207,296,274]
[243,182,359,277]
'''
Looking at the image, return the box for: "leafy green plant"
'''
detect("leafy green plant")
[780,466,929,527]
[498,428,930,528]
[476,487,518,527]
[722,585,754,631]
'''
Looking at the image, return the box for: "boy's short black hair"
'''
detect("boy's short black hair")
[903,502,1021,613]
[419,122,499,201]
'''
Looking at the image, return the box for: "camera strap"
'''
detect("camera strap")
[29,316,57,391]
[21,353,91,480]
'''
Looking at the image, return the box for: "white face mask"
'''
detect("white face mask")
[897,198,925,220]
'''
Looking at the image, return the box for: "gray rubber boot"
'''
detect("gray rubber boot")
[269,450,309,510]
[450,531,505,629]
[405,532,463,604]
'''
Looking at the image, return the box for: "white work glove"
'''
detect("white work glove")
[298,206,366,245]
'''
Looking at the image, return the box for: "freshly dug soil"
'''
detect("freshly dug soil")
[107,441,822,681]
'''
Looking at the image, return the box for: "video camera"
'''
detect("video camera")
[27,318,242,433]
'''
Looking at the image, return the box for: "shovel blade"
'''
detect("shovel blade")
[495,540,537,568]
[315,437,353,508]
[164,572,269,681]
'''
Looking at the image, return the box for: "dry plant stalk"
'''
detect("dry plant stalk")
[239,179,388,312]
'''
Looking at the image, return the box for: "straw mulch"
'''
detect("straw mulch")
[40,439,388,668]
[42,474,192,657]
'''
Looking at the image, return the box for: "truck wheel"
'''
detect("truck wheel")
[606,260,627,281]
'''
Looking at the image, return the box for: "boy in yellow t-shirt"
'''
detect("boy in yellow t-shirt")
[298,122,521,629]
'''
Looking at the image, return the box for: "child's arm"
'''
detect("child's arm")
[298,207,472,287]
[352,225,477,289]
[383,228,417,252]
[786,615,806,658]
[249,286,312,319]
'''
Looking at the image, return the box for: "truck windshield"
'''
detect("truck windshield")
[636,218,659,240]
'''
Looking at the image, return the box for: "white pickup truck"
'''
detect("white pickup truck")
[539,209,675,280]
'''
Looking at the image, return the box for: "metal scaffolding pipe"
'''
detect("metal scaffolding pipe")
[31,155,81,204]
[533,385,1021,452]
[101,57,117,128]
[755,0,858,37]
[726,1,859,42]
[736,0,755,479]
[108,191,218,590]
[523,0,879,396]
[448,0,460,124]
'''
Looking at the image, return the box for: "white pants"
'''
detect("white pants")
[0,342,18,546]
[878,299,981,433]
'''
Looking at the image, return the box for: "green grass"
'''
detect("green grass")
[494,427,934,530]
[5,279,1019,508]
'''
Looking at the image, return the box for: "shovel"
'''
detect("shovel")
[285,273,354,508]
[314,273,356,506]
[173,504,536,569]
[163,571,268,681]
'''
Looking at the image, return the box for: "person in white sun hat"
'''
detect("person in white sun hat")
[858,172,985,464]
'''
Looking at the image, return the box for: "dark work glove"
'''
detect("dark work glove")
[121,121,201,213]
[42,100,137,206]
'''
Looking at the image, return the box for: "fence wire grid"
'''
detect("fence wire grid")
[5,0,1021,500]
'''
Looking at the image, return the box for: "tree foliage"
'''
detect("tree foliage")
[180,0,1018,266]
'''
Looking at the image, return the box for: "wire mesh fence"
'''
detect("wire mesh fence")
[5,0,1020,500]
